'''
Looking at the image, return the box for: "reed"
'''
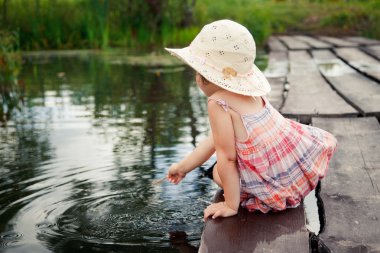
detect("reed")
[0,30,23,123]
[0,0,379,51]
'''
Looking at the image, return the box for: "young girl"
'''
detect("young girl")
[165,20,337,220]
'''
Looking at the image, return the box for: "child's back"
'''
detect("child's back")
[209,94,337,213]
[166,19,337,219]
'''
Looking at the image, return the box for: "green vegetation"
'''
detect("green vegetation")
[195,0,380,47]
[0,0,379,51]
[0,30,23,123]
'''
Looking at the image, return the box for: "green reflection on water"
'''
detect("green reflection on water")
[0,50,267,252]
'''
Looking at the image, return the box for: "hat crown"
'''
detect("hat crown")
[190,19,256,74]
[164,19,271,96]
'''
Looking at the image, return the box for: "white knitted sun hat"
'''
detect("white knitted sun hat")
[165,19,271,96]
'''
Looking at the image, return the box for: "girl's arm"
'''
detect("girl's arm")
[167,134,215,184]
[204,100,240,219]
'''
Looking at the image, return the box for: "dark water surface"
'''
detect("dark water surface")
[0,51,269,253]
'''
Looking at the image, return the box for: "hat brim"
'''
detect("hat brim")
[165,47,271,97]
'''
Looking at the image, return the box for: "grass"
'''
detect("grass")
[0,0,379,51]
[195,0,380,47]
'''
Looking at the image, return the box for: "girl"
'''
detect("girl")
[165,20,337,220]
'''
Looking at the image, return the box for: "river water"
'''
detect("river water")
[1,50,320,253]
[0,51,271,253]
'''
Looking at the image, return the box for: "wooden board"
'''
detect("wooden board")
[264,51,288,110]
[312,117,380,253]
[278,36,310,50]
[334,47,380,82]
[280,51,357,122]
[294,35,332,49]
[267,77,285,111]
[345,36,380,46]
[267,36,288,52]
[318,36,358,47]
[264,51,288,78]
[312,50,380,117]
[362,45,380,61]
[198,190,309,253]
[287,50,319,75]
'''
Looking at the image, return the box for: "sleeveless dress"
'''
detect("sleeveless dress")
[209,96,337,213]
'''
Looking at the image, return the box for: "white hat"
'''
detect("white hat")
[165,19,271,96]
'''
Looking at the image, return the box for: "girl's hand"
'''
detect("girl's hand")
[203,202,238,221]
[167,163,186,184]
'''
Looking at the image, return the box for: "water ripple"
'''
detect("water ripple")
[0,52,212,252]
[0,232,23,248]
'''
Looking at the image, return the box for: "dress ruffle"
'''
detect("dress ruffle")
[235,98,337,213]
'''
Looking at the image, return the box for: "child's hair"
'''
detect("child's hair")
[199,73,210,86]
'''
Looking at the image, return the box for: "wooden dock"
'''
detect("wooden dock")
[200,35,380,253]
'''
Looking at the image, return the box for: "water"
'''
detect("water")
[1,50,321,252]
[303,189,320,235]
[0,51,219,252]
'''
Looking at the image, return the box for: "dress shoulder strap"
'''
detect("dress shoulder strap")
[208,96,267,115]
[207,97,240,114]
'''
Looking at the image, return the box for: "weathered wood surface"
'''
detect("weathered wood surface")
[199,190,309,253]
[312,49,380,117]
[312,117,380,253]
[294,35,332,49]
[266,36,288,52]
[362,45,380,61]
[263,51,288,110]
[264,51,288,78]
[280,51,357,121]
[200,36,380,253]
[267,77,285,111]
[286,50,317,74]
[345,36,380,46]
[334,47,380,81]
[318,36,358,47]
[278,35,310,50]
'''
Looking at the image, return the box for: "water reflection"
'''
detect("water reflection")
[0,51,269,252]
[316,60,354,77]
[0,52,219,252]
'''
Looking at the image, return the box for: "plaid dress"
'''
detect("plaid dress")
[210,97,337,213]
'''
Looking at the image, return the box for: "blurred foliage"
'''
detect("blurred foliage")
[196,0,380,47]
[0,30,23,123]
[0,0,197,50]
[0,0,379,50]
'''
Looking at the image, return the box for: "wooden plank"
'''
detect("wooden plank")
[287,50,318,75]
[294,35,332,49]
[266,36,287,52]
[280,51,357,121]
[312,117,380,253]
[312,49,380,117]
[264,51,288,110]
[198,190,309,253]
[267,77,284,111]
[334,47,380,81]
[362,45,380,61]
[345,36,380,46]
[278,35,310,50]
[264,51,288,78]
[318,36,358,47]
